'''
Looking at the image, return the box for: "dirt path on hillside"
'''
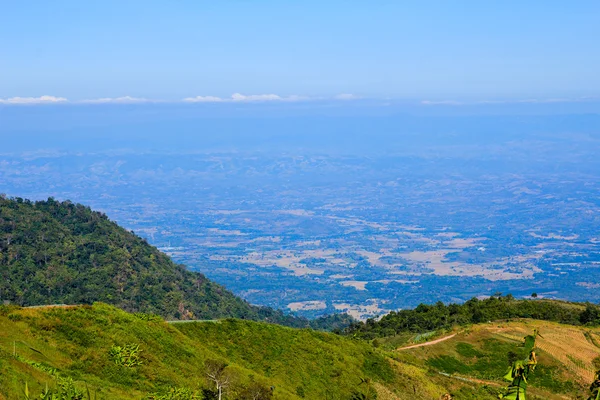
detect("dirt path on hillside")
[396,333,457,350]
[23,304,73,309]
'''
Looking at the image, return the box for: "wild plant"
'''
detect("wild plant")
[108,343,142,367]
[499,329,540,400]
[589,369,600,400]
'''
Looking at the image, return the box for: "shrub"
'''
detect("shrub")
[109,343,142,367]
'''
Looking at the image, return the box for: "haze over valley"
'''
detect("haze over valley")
[3,107,600,319]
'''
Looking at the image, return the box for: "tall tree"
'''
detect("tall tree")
[205,359,233,400]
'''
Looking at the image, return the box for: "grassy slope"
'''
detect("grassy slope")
[394,319,600,399]
[4,304,594,399]
[0,303,466,400]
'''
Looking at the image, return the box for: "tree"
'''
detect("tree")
[531,293,538,298]
[201,389,219,400]
[581,304,600,325]
[204,359,232,400]
[238,382,273,400]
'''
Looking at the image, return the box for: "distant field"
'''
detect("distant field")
[3,124,600,318]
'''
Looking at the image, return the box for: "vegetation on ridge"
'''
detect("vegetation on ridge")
[346,294,600,339]
[0,196,351,329]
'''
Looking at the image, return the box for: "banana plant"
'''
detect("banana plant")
[109,343,142,367]
[499,329,540,400]
[22,378,95,400]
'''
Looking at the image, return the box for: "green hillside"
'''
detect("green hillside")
[3,303,597,399]
[0,302,463,400]
[392,319,600,399]
[0,197,348,329]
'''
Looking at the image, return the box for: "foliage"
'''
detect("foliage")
[23,377,91,400]
[498,330,539,400]
[348,377,378,400]
[146,387,202,399]
[590,369,600,400]
[237,382,273,400]
[346,295,597,338]
[0,196,352,330]
[109,343,142,367]
[581,304,600,325]
[0,303,400,399]
[15,354,59,376]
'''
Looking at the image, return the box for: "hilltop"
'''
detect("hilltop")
[0,196,349,329]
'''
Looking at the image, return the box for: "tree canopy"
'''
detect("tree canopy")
[345,295,600,339]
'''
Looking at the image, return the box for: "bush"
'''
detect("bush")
[109,343,142,367]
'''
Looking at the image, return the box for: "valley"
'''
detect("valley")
[2,136,600,319]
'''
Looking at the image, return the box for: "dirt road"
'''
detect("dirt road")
[396,333,457,350]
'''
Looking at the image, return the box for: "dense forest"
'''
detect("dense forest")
[345,294,600,339]
[0,196,351,329]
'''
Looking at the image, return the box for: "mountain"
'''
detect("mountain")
[0,196,350,328]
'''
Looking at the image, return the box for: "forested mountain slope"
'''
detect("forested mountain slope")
[0,196,349,328]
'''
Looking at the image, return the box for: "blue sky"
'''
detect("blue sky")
[1,1,599,103]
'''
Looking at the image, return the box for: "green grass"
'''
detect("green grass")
[0,303,412,399]
[455,342,484,358]
[424,337,576,394]
[1,303,586,399]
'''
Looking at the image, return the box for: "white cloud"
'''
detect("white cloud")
[0,95,68,105]
[285,94,311,102]
[334,93,360,100]
[182,95,225,103]
[182,93,310,103]
[80,96,153,104]
[231,93,284,102]
[421,100,463,106]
